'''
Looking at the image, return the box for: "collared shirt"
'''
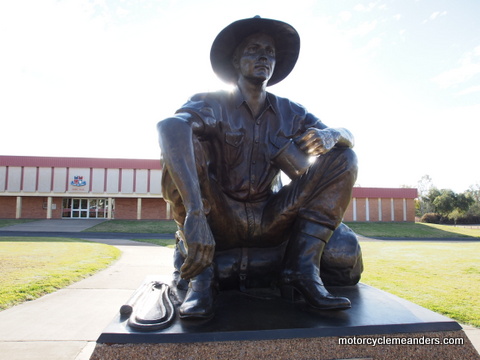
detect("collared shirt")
[176,88,326,202]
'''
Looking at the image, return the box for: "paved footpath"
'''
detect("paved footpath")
[0,220,479,359]
[0,220,175,360]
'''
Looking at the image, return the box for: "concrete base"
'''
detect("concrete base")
[91,331,477,360]
[92,282,480,359]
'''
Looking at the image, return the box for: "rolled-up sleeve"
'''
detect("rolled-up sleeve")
[176,93,219,137]
[304,112,328,130]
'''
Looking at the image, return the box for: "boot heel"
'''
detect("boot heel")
[280,285,297,302]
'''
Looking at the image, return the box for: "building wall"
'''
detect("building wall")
[0,196,16,218]
[344,197,416,222]
[142,198,168,220]
[113,198,168,220]
[0,157,162,196]
[21,197,46,219]
[0,196,63,219]
[0,157,417,222]
[114,198,137,220]
[0,156,166,220]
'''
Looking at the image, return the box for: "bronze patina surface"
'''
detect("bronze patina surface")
[157,16,362,321]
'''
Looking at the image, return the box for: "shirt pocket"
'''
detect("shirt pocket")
[225,131,244,147]
[224,131,245,166]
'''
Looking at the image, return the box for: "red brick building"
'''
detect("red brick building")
[0,156,417,222]
[345,187,418,222]
[0,156,167,220]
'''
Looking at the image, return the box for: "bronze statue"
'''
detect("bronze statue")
[157,16,361,320]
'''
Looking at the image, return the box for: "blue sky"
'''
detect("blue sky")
[1,0,479,192]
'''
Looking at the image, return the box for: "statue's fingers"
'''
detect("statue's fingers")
[180,245,202,279]
[298,136,317,152]
[294,130,314,144]
[181,260,203,279]
[200,245,214,267]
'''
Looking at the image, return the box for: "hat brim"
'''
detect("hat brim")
[210,17,300,86]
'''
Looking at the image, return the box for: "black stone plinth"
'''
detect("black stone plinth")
[97,282,461,344]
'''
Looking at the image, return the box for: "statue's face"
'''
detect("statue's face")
[234,33,276,85]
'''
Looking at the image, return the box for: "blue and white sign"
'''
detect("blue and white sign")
[71,175,87,187]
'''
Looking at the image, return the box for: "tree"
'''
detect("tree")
[466,184,480,203]
[417,175,434,198]
[432,190,456,218]
[416,175,435,216]
[416,178,479,223]
[421,187,441,214]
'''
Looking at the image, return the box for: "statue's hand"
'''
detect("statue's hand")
[294,128,339,156]
[180,211,215,280]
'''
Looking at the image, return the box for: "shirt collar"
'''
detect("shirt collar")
[233,86,276,114]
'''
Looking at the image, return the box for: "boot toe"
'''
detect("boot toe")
[179,299,214,319]
[179,286,215,320]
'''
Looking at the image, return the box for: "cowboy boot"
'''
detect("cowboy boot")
[179,264,216,319]
[280,222,351,310]
[172,246,189,291]
[172,231,189,290]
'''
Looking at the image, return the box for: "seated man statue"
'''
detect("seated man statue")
[157,16,360,320]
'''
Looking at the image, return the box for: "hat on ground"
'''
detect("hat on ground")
[210,16,300,86]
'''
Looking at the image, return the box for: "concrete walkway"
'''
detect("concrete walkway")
[0,220,479,359]
[0,220,175,360]
[0,219,108,232]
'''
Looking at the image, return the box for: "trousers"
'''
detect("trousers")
[162,138,358,251]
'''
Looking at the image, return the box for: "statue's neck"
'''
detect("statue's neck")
[237,78,267,118]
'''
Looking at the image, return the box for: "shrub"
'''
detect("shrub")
[456,215,480,224]
[420,213,440,224]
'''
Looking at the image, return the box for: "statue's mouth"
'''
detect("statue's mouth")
[255,64,270,71]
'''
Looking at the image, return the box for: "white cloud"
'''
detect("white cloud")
[339,11,352,22]
[353,2,379,12]
[353,4,369,12]
[423,10,447,23]
[432,45,480,88]
[455,85,480,96]
[347,20,378,38]
[431,10,447,20]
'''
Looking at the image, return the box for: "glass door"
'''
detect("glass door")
[88,199,108,218]
[63,198,111,218]
[71,198,89,218]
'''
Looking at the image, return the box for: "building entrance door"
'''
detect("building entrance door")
[88,198,108,218]
[62,198,111,218]
[71,198,88,218]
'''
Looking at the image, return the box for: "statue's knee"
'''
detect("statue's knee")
[339,148,358,175]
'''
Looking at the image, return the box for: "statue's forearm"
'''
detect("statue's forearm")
[157,116,204,214]
[331,128,354,148]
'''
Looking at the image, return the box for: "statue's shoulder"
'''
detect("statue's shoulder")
[267,92,308,116]
[188,90,229,104]
[179,91,226,115]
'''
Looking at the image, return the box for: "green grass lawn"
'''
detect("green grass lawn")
[84,219,480,238]
[2,220,479,327]
[346,221,480,238]
[0,237,120,310]
[360,241,480,327]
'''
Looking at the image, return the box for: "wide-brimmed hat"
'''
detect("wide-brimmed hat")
[210,16,300,86]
